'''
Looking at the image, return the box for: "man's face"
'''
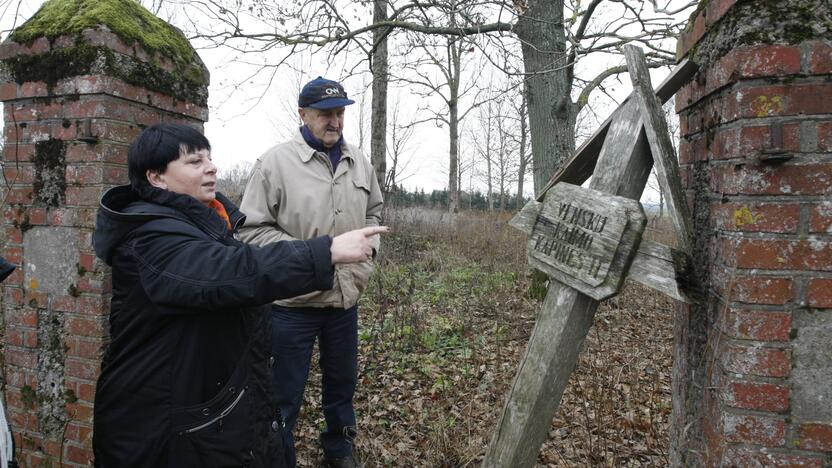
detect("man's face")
[299,106,346,148]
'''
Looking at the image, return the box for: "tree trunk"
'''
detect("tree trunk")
[516,86,528,208]
[516,0,577,195]
[370,0,388,191]
[447,38,461,214]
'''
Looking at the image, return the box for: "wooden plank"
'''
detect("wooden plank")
[508,199,542,235]
[484,91,656,467]
[628,239,690,302]
[535,58,698,201]
[528,183,646,299]
[512,198,691,302]
[624,45,693,253]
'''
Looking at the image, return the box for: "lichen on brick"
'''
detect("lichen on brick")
[37,307,69,438]
[685,0,832,67]
[33,138,67,207]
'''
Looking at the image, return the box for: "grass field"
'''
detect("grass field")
[291,207,676,467]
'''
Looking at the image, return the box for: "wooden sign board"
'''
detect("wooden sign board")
[527,183,646,300]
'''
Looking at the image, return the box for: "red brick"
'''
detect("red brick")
[75,276,107,294]
[736,45,802,77]
[66,165,104,185]
[720,447,824,468]
[0,164,35,185]
[67,376,97,401]
[65,316,106,337]
[809,41,832,75]
[65,358,99,380]
[26,207,47,225]
[4,348,37,368]
[64,443,94,464]
[3,287,23,306]
[4,226,23,244]
[22,330,37,348]
[735,238,832,271]
[807,278,832,308]
[77,295,107,315]
[65,186,104,206]
[714,203,800,233]
[677,11,705,58]
[711,162,832,196]
[809,202,832,233]
[726,83,832,121]
[64,422,93,445]
[796,423,832,452]
[51,295,77,313]
[703,0,738,29]
[18,81,48,98]
[5,307,37,328]
[724,380,789,412]
[104,165,129,184]
[819,122,832,152]
[65,144,102,163]
[3,247,22,264]
[725,308,792,341]
[2,143,35,162]
[68,338,104,359]
[5,328,24,347]
[40,439,62,457]
[5,187,34,204]
[23,291,46,309]
[722,344,791,377]
[0,82,17,100]
[723,414,786,446]
[91,120,142,143]
[66,402,94,423]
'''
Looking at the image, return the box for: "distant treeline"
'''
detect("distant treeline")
[385,186,530,212]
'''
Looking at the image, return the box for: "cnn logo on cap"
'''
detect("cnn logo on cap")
[325,87,340,95]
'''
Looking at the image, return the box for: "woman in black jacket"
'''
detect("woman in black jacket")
[91,124,384,467]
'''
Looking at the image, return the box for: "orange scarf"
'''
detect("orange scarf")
[208,199,232,231]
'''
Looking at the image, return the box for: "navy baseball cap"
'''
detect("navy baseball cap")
[298,76,356,109]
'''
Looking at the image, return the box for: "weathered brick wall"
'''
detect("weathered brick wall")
[673,0,832,466]
[0,23,208,466]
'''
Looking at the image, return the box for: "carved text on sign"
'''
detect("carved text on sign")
[526,183,646,300]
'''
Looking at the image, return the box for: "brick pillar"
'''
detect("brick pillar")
[0,1,208,464]
[673,0,832,466]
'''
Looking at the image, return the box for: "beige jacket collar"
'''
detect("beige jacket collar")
[293,129,355,166]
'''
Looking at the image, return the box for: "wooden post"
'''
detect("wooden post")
[484,48,693,466]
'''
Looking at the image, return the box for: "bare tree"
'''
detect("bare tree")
[217,161,254,206]
[384,96,418,192]
[146,0,696,197]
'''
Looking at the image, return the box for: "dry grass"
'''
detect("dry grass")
[291,207,675,467]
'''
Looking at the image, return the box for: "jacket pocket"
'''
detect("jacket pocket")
[350,178,372,207]
[169,383,253,467]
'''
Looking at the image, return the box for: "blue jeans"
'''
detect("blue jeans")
[271,305,358,466]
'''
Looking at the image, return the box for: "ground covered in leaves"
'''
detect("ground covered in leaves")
[291,208,675,467]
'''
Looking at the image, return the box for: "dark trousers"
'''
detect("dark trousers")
[271,304,358,466]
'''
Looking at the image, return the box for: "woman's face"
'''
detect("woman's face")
[147,148,217,205]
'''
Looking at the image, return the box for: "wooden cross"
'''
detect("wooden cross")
[482,46,697,467]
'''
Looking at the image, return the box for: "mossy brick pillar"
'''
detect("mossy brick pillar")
[0,0,208,465]
[672,0,832,466]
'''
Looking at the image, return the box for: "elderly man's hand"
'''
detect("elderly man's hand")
[330,226,388,264]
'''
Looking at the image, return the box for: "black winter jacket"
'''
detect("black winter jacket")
[92,185,334,467]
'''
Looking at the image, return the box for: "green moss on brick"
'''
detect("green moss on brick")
[3,0,208,104]
[10,0,195,68]
[4,44,208,106]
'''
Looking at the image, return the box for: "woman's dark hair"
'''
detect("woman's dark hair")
[128,123,211,190]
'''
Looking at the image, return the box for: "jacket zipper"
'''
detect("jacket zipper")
[181,388,246,434]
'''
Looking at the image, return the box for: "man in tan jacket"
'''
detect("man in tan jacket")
[239,77,383,468]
